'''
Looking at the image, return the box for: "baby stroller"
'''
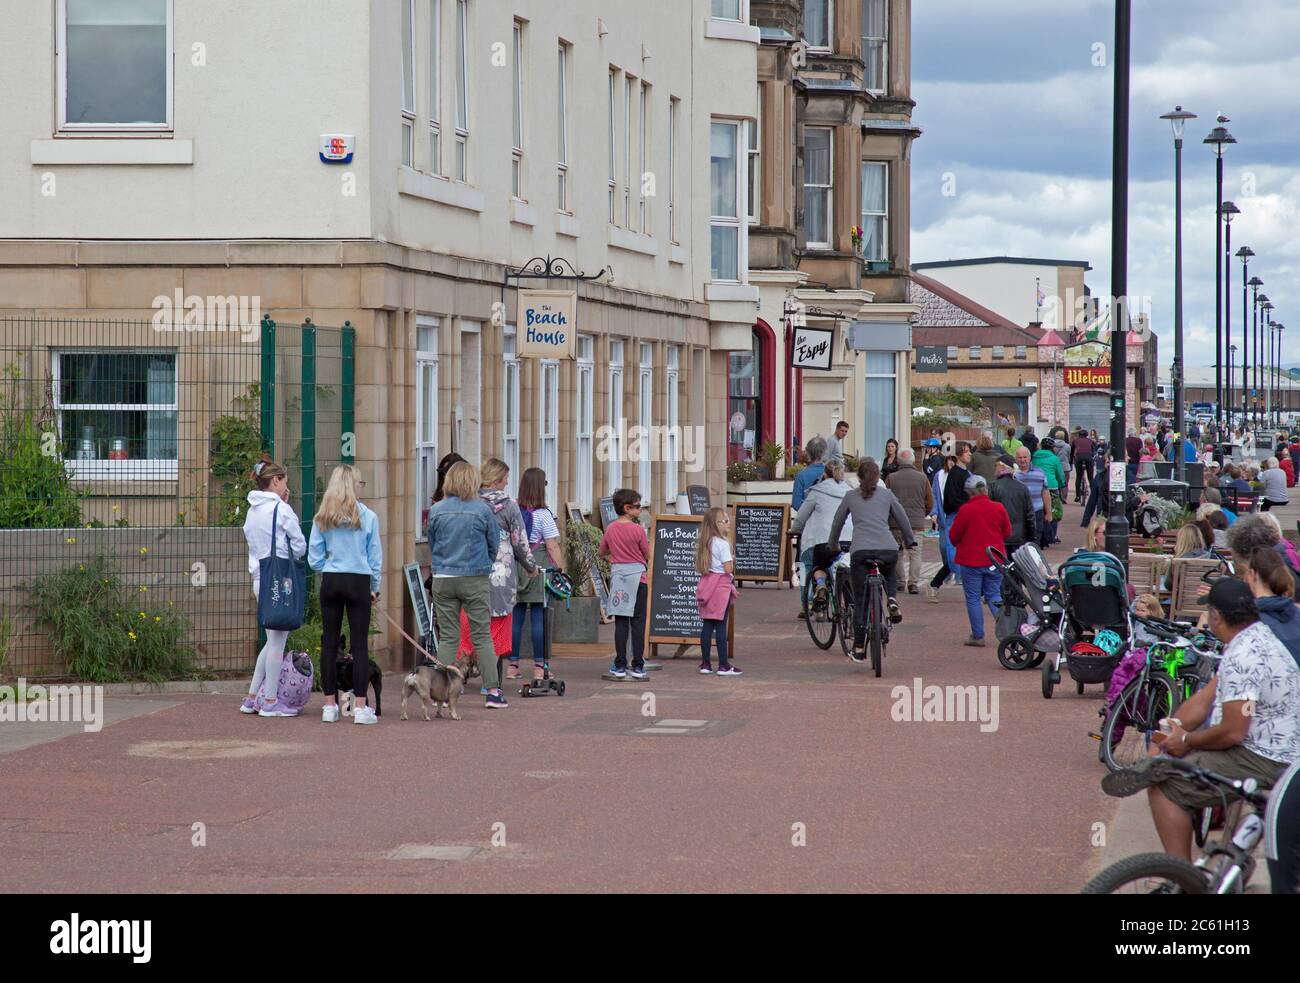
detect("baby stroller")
[986,543,1065,671]
[1042,551,1130,698]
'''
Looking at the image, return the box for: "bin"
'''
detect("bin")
[1135,478,1190,510]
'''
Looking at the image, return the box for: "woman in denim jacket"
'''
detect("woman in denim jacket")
[426,462,507,708]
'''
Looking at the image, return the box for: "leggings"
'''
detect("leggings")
[512,602,546,664]
[700,616,730,669]
[248,627,289,702]
[613,583,648,670]
[319,572,372,698]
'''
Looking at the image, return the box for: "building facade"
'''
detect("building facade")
[0,0,762,665]
[735,0,918,468]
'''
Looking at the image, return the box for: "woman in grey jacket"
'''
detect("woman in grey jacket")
[790,459,853,608]
[828,457,916,660]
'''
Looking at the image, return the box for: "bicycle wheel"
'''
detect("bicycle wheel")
[1100,672,1179,772]
[836,573,855,659]
[803,576,837,650]
[1081,852,1208,894]
[869,584,883,677]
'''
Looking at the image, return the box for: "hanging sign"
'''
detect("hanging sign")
[1064,340,1111,388]
[791,326,835,371]
[517,289,577,359]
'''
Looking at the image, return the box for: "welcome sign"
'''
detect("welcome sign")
[1064,340,1111,389]
[790,326,835,371]
[517,289,577,359]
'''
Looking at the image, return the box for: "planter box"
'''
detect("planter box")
[726,479,794,507]
[549,596,600,645]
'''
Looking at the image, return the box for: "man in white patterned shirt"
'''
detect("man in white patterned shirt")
[1144,578,1300,861]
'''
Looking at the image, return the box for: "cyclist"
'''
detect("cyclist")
[789,458,853,613]
[828,457,915,663]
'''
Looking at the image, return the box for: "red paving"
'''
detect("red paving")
[0,504,1118,893]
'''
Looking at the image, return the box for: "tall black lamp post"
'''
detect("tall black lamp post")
[1228,344,1237,419]
[1275,323,1287,426]
[1250,278,1265,424]
[1161,106,1196,482]
[1205,124,1236,440]
[1237,246,1255,428]
[1105,0,1133,564]
[1221,200,1240,435]
[1261,299,1274,425]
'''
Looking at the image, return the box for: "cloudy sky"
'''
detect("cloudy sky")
[910,0,1300,371]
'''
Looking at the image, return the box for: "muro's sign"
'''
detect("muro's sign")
[517,289,577,359]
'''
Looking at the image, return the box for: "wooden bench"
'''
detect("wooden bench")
[1127,552,1171,595]
[1168,557,1224,622]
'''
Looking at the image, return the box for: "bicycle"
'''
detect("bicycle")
[1083,758,1271,894]
[1097,615,1221,772]
[801,540,851,652]
[849,555,890,677]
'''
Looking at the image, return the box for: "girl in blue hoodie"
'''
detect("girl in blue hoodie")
[309,465,384,724]
[1242,546,1300,669]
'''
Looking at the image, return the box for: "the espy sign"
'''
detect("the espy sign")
[517,289,577,359]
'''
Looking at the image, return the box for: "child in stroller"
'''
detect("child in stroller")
[987,542,1064,670]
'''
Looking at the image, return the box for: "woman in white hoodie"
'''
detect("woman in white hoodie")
[240,458,307,716]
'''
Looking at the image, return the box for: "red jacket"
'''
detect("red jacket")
[1282,458,1295,488]
[947,495,1012,568]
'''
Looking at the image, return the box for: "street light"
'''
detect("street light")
[1228,344,1237,422]
[1221,200,1240,436]
[1237,246,1255,428]
[1161,106,1196,481]
[1250,277,1264,425]
[1275,323,1287,427]
[1205,123,1236,439]
[1261,298,1274,425]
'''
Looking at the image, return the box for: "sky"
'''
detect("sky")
[910,0,1300,371]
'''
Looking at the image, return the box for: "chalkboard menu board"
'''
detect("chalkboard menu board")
[599,496,618,529]
[645,515,705,644]
[731,503,789,582]
[687,485,711,516]
[403,562,435,647]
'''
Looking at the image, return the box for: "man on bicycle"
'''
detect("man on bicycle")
[1139,577,1300,861]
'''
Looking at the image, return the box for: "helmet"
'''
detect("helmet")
[1040,437,1056,450]
[545,571,574,600]
[1093,629,1124,656]
[1069,642,1109,659]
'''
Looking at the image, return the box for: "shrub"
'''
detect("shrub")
[210,384,264,527]
[727,460,758,483]
[787,462,807,480]
[23,556,195,683]
[0,363,83,530]
[564,520,609,598]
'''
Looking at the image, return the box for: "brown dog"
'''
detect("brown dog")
[400,661,466,721]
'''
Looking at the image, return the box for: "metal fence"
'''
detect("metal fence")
[0,316,354,679]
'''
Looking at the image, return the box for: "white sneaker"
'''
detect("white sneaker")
[353,706,378,725]
[321,705,340,724]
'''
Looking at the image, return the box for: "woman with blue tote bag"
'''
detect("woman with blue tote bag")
[241,458,307,717]
[309,465,384,725]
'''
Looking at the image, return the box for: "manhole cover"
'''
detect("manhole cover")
[128,740,314,760]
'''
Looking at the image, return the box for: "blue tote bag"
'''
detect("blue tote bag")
[257,503,305,631]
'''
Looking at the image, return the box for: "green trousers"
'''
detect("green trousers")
[429,575,497,690]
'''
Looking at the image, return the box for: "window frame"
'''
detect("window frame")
[747,102,760,225]
[805,0,833,53]
[804,126,833,250]
[863,351,898,471]
[711,0,744,20]
[557,42,570,212]
[859,160,889,263]
[668,96,679,243]
[608,68,618,224]
[400,0,417,167]
[539,360,560,514]
[638,343,654,507]
[576,334,594,513]
[502,325,520,497]
[511,18,525,199]
[607,339,625,495]
[1016,345,1028,361]
[946,345,959,360]
[415,321,440,540]
[861,0,889,95]
[623,74,634,228]
[969,345,982,361]
[664,346,680,505]
[57,0,175,133]
[53,348,179,481]
[453,0,470,181]
[710,118,745,282]
[428,0,441,175]
[639,81,649,233]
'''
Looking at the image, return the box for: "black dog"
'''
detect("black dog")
[336,632,382,716]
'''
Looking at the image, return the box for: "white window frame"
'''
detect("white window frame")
[453,0,470,182]
[401,0,416,167]
[557,43,570,212]
[639,81,649,233]
[576,334,594,513]
[53,349,179,481]
[947,345,959,359]
[747,103,760,225]
[804,126,833,250]
[608,68,618,224]
[511,19,525,199]
[638,343,654,508]
[805,0,833,52]
[607,339,625,494]
[992,345,1005,360]
[539,360,559,513]
[711,0,744,20]
[861,0,889,95]
[1016,345,1028,360]
[502,325,520,497]
[859,160,889,262]
[664,346,680,505]
[56,0,175,132]
[668,97,679,243]
[416,318,440,539]
[710,118,746,282]
[623,74,634,228]
[428,0,441,174]
[970,345,982,361]
[863,352,898,468]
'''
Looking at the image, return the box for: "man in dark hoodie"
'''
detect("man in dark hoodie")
[942,441,973,517]
[1020,427,1039,454]
[989,454,1036,553]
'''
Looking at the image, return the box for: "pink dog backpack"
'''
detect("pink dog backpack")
[276,651,315,710]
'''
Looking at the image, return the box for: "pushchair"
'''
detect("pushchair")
[1042,551,1130,698]
[986,543,1065,670]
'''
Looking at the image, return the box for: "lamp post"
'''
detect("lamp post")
[1237,246,1255,428]
[1161,107,1196,482]
[1276,323,1287,426]
[1250,278,1264,425]
[1105,0,1133,565]
[1229,344,1237,421]
[1261,299,1274,426]
[1220,201,1240,436]
[1205,123,1236,440]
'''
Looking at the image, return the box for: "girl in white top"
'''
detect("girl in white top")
[694,508,741,675]
[240,458,307,717]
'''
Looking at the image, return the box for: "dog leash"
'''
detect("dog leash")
[373,605,455,673]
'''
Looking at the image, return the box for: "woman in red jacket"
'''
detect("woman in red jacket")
[947,474,1012,647]
[1280,455,1295,488]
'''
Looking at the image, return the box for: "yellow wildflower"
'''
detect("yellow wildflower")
[139,547,148,555]
[66,536,76,544]
[127,631,137,641]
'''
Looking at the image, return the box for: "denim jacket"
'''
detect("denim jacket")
[426,495,501,577]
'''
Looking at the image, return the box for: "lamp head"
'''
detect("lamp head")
[1250,277,1264,289]
[1220,200,1240,222]
[1238,246,1255,263]
[1203,125,1237,154]
[1161,106,1197,142]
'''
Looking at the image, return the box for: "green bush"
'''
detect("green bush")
[564,520,609,598]
[23,556,195,683]
[0,363,83,530]
[209,384,264,526]
[727,460,758,483]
